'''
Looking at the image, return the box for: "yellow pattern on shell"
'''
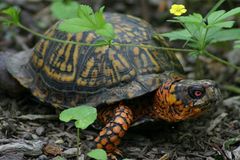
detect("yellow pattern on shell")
[43,32,81,82]
[82,57,95,78]
[21,13,184,108]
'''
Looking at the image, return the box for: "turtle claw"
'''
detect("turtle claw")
[114,148,123,157]
[107,149,123,160]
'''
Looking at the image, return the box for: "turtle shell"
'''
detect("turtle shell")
[7,13,184,108]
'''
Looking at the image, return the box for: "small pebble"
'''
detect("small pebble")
[36,126,45,136]
[37,155,48,160]
[0,153,24,160]
[32,134,39,140]
[23,132,32,140]
[206,157,215,160]
[52,156,66,160]
[55,139,64,144]
[62,148,78,158]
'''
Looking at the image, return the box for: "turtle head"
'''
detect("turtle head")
[152,79,221,122]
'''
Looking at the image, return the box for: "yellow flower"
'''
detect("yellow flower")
[170,4,187,16]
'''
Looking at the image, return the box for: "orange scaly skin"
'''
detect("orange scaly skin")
[150,80,203,122]
[95,103,133,155]
[95,79,220,158]
[95,80,181,156]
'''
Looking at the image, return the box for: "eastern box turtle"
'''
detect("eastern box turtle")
[0,13,221,157]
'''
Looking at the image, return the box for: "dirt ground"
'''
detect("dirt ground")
[0,0,240,160]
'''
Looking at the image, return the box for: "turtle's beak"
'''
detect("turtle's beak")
[204,80,222,102]
[196,80,222,110]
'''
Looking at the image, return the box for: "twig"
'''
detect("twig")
[210,143,229,160]
[17,114,58,121]
[186,152,207,158]
[207,112,228,135]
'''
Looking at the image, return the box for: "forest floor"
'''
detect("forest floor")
[0,0,240,160]
[0,92,240,160]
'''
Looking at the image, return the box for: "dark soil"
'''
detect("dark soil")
[0,0,240,160]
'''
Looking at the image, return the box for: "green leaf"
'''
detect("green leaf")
[209,21,235,28]
[51,0,79,19]
[174,13,203,24]
[58,18,92,33]
[217,7,240,22]
[209,29,240,43]
[189,51,200,57]
[184,23,203,40]
[58,4,116,42]
[1,7,20,25]
[59,105,97,130]
[207,10,226,24]
[207,7,240,25]
[87,149,107,160]
[96,23,116,40]
[77,4,96,26]
[76,5,112,38]
[161,29,192,41]
[204,27,222,43]
[95,7,106,28]
[78,4,94,18]
[187,42,200,50]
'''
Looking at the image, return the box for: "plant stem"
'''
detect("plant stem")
[223,84,240,94]
[195,56,204,79]
[205,0,226,19]
[112,42,194,52]
[64,0,72,5]
[204,51,240,70]
[77,128,80,160]
[17,23,101,47]
[17,23,194,53]
[200,25,209,51]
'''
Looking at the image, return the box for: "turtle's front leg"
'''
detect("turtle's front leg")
[95,103,133,157]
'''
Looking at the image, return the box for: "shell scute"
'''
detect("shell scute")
[10,13,184,108]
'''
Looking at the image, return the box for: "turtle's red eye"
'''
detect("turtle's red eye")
[194,90,202,97]
[188,85,205,99]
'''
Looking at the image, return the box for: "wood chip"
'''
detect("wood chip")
[43,144,62,156]
[17,114,58,121]
[207,112,228,135]
[0,139,45,156]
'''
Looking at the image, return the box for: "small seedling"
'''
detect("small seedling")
[0,7,20,26]
[59,105,98,159]
[87,149,107,160]
[58,4,116,45]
